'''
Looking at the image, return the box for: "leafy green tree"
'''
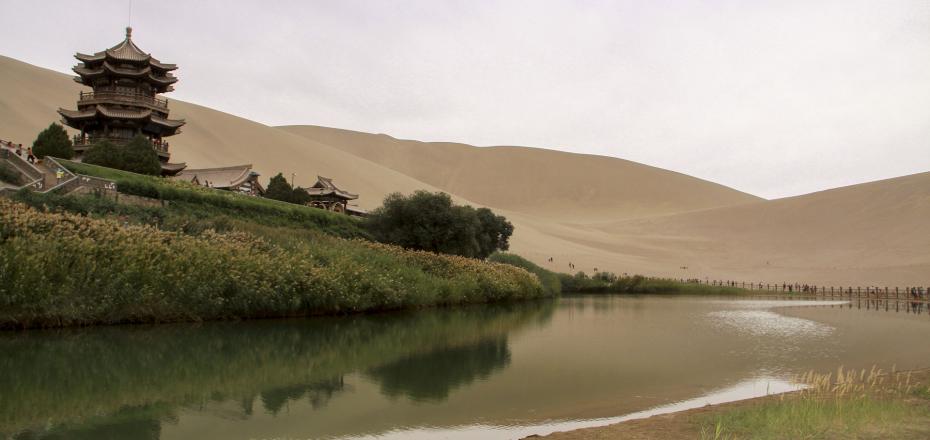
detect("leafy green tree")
[32,123,74,159]
[367,191,512,259]
[264,173,295,202]
[83,135,161,175]
[475,207,513,259]
[291,187,312,205]
[81,140,121,169]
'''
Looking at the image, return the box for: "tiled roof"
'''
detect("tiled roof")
[172,165,256,189]
[58,107,185,128]
[73,28,177,72]
[307,176,359,199]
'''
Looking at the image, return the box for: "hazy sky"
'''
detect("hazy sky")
[1,0,928,198]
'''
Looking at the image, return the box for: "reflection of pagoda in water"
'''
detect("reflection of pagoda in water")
[58,27,186,175]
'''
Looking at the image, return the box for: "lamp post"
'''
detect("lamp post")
[291,173,296,187]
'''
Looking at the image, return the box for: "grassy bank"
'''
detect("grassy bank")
[488,254,746,296]
[698,368,930,439]
[536,368,930,440]
[489,253,561,296]
[560,271,746,295]
[0,198,546,329]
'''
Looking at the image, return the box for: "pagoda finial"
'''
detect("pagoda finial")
[126,26,133,39]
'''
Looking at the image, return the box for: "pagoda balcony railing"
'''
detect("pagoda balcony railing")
[79,90,168,110]
[73,135,171,155]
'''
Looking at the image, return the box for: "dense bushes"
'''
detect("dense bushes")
[31,123,74,160]
[489,253,562,296]
[559,271,745,295]
[0,199,547,329]
[367,191,513,259]
[83,135,161,175]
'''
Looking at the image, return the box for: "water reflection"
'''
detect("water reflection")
[367,337,511,402]
[0,302,553,439]
[2,295,929,440]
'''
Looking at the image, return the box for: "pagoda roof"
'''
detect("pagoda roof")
[58,107,185,129]
[74,27,176,70]
[73,62,177,86]
[307,176,358,200]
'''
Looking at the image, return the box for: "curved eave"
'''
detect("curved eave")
[75,52,104,63]
[59,107,155,121]
[161,162,188,176]
[74,63,177,84]
[150,59,178,71]
[151,115,185,129]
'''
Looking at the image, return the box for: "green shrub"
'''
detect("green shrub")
[489,253,562,296]
[559,271,744,295]
[264,172,295,202]
[83,136,161,175]
[367,191,513,259]
[31,123,74,159]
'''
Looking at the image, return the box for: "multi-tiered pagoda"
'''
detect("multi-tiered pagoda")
[59,27,186,175]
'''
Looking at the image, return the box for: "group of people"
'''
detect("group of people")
[0,139,36,163]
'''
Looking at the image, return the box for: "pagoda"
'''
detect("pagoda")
[58,27,186,175]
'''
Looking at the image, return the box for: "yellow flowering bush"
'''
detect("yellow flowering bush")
[0,199,545,328]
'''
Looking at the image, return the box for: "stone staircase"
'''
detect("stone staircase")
[0,141,116,198]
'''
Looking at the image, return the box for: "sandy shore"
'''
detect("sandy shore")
[526,369,930,440]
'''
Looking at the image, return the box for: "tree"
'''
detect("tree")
[291,186,312,205]
[81,140,120,169]
[475,207,514,259]
[366,191,513,259]
[32,123,74,159]
[83,135,161,175]
[264,173,295,202]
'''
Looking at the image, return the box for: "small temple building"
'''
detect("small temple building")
[58,27,187,175]
[171,164,265,196]
[305,176,365,216]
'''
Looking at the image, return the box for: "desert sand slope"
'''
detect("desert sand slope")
[0,56,445,208]
[540,172,930,286]
[278,125,762,221]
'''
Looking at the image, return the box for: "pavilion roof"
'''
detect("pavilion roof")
[74,27,177,68]
[307,176,358,200]
[172,165,259,189]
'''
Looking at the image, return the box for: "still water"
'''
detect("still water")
[3,296,929,439]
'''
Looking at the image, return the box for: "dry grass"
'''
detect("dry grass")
[699,367,930,439]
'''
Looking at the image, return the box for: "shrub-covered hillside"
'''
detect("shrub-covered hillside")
[0,197,547,329]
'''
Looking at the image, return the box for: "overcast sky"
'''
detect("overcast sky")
[1,0,928,198]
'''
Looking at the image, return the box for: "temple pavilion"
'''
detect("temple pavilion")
[305,176,363,215]
[58,27,186,175]
[171,164,265,196]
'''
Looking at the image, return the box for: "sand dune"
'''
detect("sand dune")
[278,125,761,221]
[1,55,926,286]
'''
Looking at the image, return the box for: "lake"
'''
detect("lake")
[2,295,929,439]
